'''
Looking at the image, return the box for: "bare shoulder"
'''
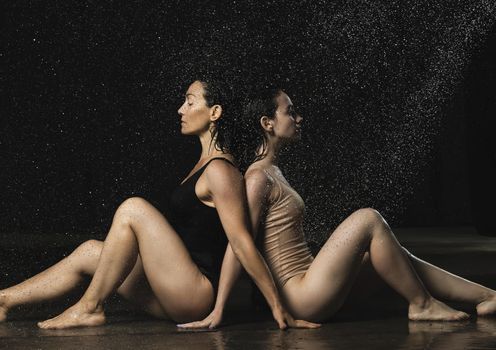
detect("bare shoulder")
[244,165,273,192]
[204,158,243,189]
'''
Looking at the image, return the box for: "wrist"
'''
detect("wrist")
[270,299,285,313]
[213,303,225,313]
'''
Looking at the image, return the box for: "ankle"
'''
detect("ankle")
[479,291,496,304]
[411,295,433,309]
[80,298,104,313]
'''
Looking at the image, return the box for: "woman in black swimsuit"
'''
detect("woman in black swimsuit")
[0,78,318,330]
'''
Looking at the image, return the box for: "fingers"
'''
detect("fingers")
[177,317,222,329]
[294,319,321,329]
[176,320,210,329]
[210,321,219,329]
[277,319,288,330]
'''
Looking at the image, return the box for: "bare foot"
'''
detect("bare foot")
[409,298,469,321]
[0,292,9,322]
[477,294,496,317]
[37,301,106,329]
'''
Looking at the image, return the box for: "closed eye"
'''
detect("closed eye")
[287,106,297,118]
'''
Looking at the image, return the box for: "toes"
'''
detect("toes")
[477,299,496,316]
[451,312,468,321]
[38,319,57,329]
[38,322,50,329]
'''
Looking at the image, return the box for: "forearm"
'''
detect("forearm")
[214,244,243,310]
[230,234,282,311]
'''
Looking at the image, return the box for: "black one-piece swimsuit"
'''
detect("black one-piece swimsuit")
[167,157,234,291]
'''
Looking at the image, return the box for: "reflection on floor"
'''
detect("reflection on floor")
[1,317,496,350]
[1,227,495,349]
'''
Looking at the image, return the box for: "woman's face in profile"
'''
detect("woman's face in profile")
[270,92,303,142]
[177,81,213,136]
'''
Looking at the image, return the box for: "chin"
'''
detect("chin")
[180,126,191,135]
[181,127,201,136]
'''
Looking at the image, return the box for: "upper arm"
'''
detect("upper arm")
[244,168,271,237]
[204,160,252,246]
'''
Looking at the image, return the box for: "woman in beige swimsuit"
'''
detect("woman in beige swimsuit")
[182,87,496,328]
[0,80,318,330]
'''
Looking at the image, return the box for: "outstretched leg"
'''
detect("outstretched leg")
[403,249,496,316]
[282,208,469,322]
[342,248,496,317]
[37,197,214,329]
[0,239,166,322]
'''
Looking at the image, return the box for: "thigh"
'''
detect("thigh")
[117,197,214,322]
[283,209,373,320]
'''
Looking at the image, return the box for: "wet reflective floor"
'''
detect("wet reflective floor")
[1,315,496,350]
[1,227,495,349]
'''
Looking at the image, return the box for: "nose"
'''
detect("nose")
[296,114,303,124]
[178,103,185,116]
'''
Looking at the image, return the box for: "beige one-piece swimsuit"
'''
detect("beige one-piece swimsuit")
[260,167,314,287]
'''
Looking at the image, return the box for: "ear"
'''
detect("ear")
[210,105,222,122]
[260,116,274,132]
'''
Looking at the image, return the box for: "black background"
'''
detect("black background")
[3,0,496,246]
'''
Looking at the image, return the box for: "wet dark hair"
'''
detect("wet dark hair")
[236,87,284,171]
[196,76,240,159]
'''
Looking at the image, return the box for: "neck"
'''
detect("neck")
[257,138,283,166]
[198,128,224,159]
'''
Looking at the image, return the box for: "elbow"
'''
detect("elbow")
[228,234,251,262]
[229,236,243,257]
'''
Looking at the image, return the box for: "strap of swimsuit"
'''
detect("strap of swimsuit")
[202,157,236,169]
[182,157,237,186]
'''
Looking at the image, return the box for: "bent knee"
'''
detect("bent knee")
[73,239,103,257]
[71,239,103,274]
[355,207,381,218]
[118,197,150,212]
[355,208,386,228]
[115,196,151,223]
